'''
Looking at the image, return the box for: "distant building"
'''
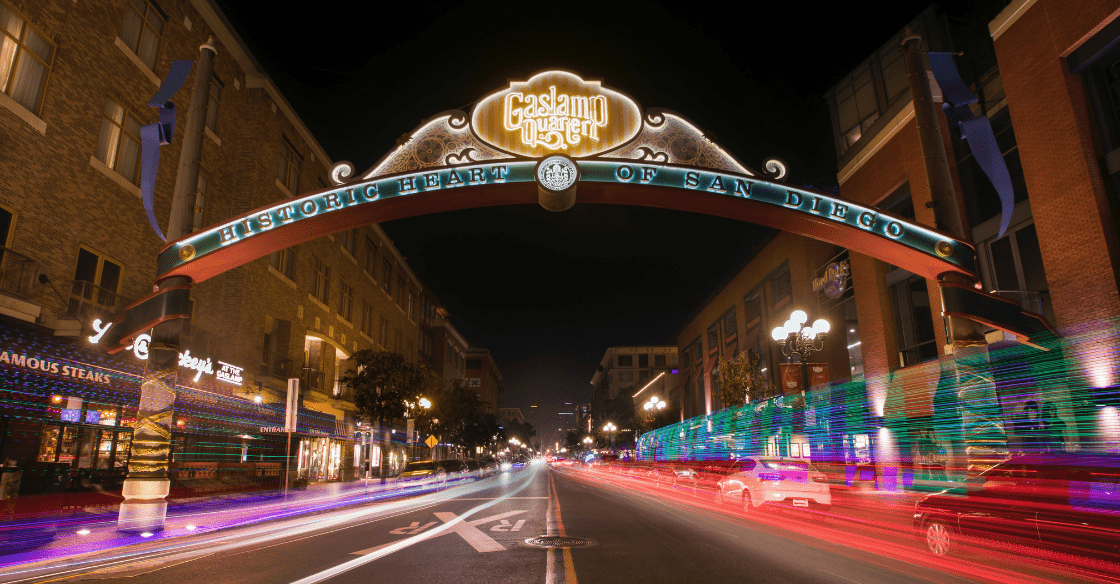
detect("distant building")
[590,347,679,427]
[465,348,502,413]
[498,407,525,426]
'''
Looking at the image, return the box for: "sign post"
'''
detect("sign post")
[425,434,438,460]
[284,378,299,495]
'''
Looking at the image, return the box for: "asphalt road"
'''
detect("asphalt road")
[3,463,1112,584]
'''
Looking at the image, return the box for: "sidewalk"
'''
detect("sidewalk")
[0,475,461,570]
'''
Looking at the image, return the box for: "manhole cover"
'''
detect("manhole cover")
[523,536,597,548]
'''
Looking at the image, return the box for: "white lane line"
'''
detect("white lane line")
[820,570,863,584]
[289,467,540,584]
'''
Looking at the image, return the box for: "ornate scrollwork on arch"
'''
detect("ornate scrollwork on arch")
[602,109,757,175]
[341,110,513,184]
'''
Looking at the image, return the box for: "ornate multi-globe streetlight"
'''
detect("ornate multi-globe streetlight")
[771,309,830,362]
[643,396,667,412]
[603,422,618,453]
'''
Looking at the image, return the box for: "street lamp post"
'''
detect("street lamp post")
[770,310,830,365]
[404,397,431,462]
[603,422,617,454]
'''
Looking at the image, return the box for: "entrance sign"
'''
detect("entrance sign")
[139,69,1050,342]
[472,71,641,158]
[156,158,976,283]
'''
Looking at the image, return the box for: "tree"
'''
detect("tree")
[342,350,439,481]
[431,379,485,454]
[714,349,774,409]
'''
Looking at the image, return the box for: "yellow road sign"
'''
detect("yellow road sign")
[425,435,438,449]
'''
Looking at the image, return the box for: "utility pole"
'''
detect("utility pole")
[118,38,216,533]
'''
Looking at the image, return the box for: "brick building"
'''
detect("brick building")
[674,1,1120,466]
[0,0,431,496]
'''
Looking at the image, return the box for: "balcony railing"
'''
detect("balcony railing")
[0,247,39,300]
[66,280,121,323]
[260,350,291,379]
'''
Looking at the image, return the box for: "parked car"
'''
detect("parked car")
[463,459,482,479]
[648,464,700,488]
[716,457,831,512]
[913,453,1120,560]
[479,456,500,476]
[396,460,447,486]
[439,459,469,480]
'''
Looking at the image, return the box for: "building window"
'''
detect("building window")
[982,222,1051,319]
[0,3,53,115]
[270,247,293,278]
[467,378,481,388]
[879,43,909,105]
[205,75,222,134]
[341,229,356,257]
[617,355,633,367]
[95,99,143,185]
[192,173,208,232]
[466,359,481,369]
[277,136,302,195]
[361,301,373,337]
[394,329,402,354]
[707,321,721,358]
[638,354,649,368]
[654,354,666,367]
[339,282,352,321]
[396,278,406,307]
[744,290,762,329]
[835,65,880,151]
[407,290,415,319]
[381,259,392,293]
[119,0,164,70]
[379,316,389,347]
[772,269,791,308]
[310,256,329,304]
[365,237,378,277]
[618,371,634,383]
[891,274,938,367]
[70,247,122,317]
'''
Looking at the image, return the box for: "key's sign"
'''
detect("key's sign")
[472,70,642,158]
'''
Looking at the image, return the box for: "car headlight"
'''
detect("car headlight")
[501,462,512,471]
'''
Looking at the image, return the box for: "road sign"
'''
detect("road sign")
[425,435,438,449]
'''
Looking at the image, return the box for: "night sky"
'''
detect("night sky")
[213,0,983,448]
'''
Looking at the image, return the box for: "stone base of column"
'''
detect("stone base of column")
[117,477,171,533]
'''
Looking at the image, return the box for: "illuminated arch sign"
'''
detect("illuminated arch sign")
[135,68,1052,350]
[157,159,974,282]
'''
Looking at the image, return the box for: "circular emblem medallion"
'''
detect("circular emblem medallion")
[935,241,954,258]
[178,244,196,261]
[536,155,579,192]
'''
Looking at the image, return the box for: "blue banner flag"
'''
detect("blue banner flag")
[140,60,194,242]
[928,52,1016,238]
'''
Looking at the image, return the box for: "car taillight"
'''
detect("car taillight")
[758,472,782,482]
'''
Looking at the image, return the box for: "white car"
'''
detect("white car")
[716,457,831,512]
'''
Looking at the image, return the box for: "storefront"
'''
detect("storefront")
[0,316,144,495]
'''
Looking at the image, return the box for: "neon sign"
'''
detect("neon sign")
[472,70,641,158]
[504,86,607,150]
[159,159,976,282]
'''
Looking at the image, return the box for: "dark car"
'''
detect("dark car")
[463,459,482,479]
[439,459,468,480]
[478,456,499,476]
[914,453,1120,560]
